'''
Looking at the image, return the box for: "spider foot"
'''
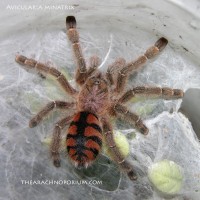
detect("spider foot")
[136,120,149,135]
[66,16,76,29]
[53,159,61,167]
[29,118,38,128]
[15,54,27,65]
[155,37,168,52]
[128,170,138,181]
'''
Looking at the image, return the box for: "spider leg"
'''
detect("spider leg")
[106,58,126,87]
[100,116,137,180]
[118,86,184,103]
[50,115,73,167]
[111,103,149,135]
[29,101,75,128]
[66,16,87,85]
[115,37,168,94]
[15,55,78,96]
[87,55,100,77]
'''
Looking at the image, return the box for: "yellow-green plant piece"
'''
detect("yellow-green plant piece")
[148,160,183,195]
[103,131,130,159]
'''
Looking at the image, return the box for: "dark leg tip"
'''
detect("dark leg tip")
[53,160,61,167]
[155,37,168,52]
[136,120,149,135]
[29,119,37,128]
[174,89,184,98]
[15,55,26,64]
[128,170,138,181]
[142,127,149,135]
[66,16,76,29]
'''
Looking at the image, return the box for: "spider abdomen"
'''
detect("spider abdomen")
[66,111,102,167]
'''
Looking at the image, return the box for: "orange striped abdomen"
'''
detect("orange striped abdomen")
[66,111,102,167]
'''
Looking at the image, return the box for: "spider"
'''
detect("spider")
[15,16,184,180]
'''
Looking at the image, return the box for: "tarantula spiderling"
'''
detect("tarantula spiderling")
[15,16,184,180]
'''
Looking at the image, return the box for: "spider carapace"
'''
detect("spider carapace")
[15,16,184,180]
